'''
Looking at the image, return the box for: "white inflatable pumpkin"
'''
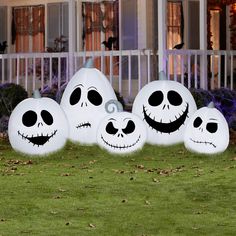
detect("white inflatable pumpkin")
[184,102,229,154]
[8,90,69,156]
[97,100,147,154]
[60,59,117,144]
[132,71,197,145]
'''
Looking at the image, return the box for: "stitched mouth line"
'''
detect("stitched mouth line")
[17,130,57,146]
[142,103,189,133]
[190,138,216,148]
[76,122,91,129]
[101,135,141,150]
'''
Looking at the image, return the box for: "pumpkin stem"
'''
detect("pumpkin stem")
[207,102,215,108]
[33,90,41,99]
[84,58,94,68]
[105,99,123,113]
[159,71,167,81]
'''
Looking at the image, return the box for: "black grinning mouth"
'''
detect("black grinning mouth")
[76,122,91,129]
[101,135,141,150]
[17,130,57,146]
[190,138,216,148]
[142,103,189,134]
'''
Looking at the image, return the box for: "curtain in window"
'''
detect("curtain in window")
[13,5,45,52]
[82,1,119,73]
[167,1,184,76]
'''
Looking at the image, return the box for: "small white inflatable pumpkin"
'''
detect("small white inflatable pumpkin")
[60,58,117,144]
[184,102,229,154]
[132,71,197,145]
[8,90,69,156]
[97,100,147,154]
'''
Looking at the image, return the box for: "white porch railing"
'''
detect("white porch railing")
[0,49,235,99]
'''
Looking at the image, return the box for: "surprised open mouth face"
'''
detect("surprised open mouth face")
[132,78,197,145]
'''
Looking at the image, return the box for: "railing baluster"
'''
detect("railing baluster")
[2,57,4,83]
[58,55,61,89]
[119,50,122,94]
[181,54,184,85]
[211,53,214,90]
[128,50,132,97]
[167,53,170,80]
[187,53,191,88]
[9,58,12,83]
[224,52,227,88]
[138,50,141,91]
[109,51,113,85]
[66,54,69,83]
[194,54,197,88]
[25,57,28,92]
[173,53,177,81]
[101,50,104,73]
[49,55,52,87]
[41,55,44,91]
[33,56,36,91]
[16,56,20,85]
[230,52,233,90]
[218,53,221,89]
[147,50,151,83]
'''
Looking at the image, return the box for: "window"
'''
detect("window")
[82,1,119,73]
[167,1,184,75]
[0,6,7,43]
[47,2,69,51]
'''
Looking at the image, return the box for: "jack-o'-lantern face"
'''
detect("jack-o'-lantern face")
[60,59,117,144]
[8,94,68,156]
[132,72,197,145]
[97,112,147,154]
[184,103,229,154]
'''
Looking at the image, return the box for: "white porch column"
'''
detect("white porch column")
[158,0,167,73]
[199,0,208,89]
[68,0,76,79]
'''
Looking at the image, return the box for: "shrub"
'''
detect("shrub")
[190,88,236,130]
[0,83,28,118]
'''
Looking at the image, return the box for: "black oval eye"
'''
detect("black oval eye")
[41,110,53,126]
[206,122,218,133]
[22,110,37,127]
[87,90,103,106]
[167,90,182,106]
[70,87,81,105]
[193,117,203,128]
[122,120,135,134]
[106,121,118,135]
[148,91,164,106]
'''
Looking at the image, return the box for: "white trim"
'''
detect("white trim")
[158,0,167,72]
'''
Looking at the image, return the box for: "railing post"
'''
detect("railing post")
[158,0,167,73]
[68,0,76,80]
[199,0,208,90]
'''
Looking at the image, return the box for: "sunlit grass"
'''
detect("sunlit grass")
[0,139,235,235]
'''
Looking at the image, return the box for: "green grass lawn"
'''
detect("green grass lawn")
[0,140,235,236]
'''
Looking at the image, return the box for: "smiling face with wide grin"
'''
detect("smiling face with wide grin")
[8,97,69,156]
[17,130,58,146]
[132,80,197,145]
[143,103,189,134]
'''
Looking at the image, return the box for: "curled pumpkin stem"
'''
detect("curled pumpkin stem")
[105,99,123,113]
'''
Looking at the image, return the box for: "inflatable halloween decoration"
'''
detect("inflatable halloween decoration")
[8,90,69,155]
[60,58,117,144]
[97,100,147,154]
[132,71,197,145]
[184,102,229,154]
